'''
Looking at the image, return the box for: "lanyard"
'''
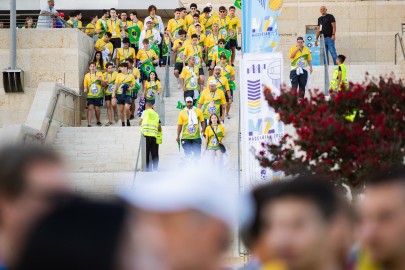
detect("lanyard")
[174,19,180,26]
[192,45,199,55]
[145,50,151,60]
[212,34,219,43]
[109,19,118,29]
[220,18,226,28]
[148,80,156,90]
[107,72,113,83]
[187,109,195,125]
[210,91,216,99]
[90,73,97,83]
[122,48,130,58]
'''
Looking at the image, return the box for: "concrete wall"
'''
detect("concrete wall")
[0,29,93,127]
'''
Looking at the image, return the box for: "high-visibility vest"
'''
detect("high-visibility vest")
[330,63,348,91]
[156,131,162,144]
[141,109,159,138]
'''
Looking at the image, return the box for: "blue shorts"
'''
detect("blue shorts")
[87,97,103,107]
[104,95,112,101]
[117,95,132,105]
[174,62,184,73]
[131,92,138,100]
[229,39,238,48]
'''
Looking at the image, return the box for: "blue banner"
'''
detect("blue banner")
[305,25,321,66]
[242,0,283,53]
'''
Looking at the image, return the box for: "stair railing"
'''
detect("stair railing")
[319,34,330,96]
[394,33,405,65]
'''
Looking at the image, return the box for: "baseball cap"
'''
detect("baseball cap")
[214,66,221,70]
[209,80,217,85]
[185,97,193,102]
[145,18,153,24]
[58,12,64,17]
[206,2,213,7]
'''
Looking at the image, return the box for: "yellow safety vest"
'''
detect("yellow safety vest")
[141,109,159,138]
[330,64,348,91]
[156,131,162,144]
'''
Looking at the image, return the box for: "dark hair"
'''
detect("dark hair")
[203,7,211,13]
[120,11,127,15]
[297,36,304,41]
[148,71,159,82]
[229,6,236,10]
[178,29,187,36]
[119,62,129,69]
[90,14,98,20]
[89,61,97,67]
[122,37,130,44]
[218,38,226,44]
[208,113,220,126]
[101,9,109,16]
[191,34,198,39]
[69,11,76,18]
[126,57,134,64]
[15,197,129,270]
[190,3,197,9]
[196,9,201,15]
[180,7,187,12]
[220,54,227,60]
[337,54,346,63]
[106,62,113,68]
[74,10,82,15]
[130,10,138,17]
[105,32,112,38]
[142,38,150,44]
[145,101,153,108]
[174,8,181,13]
[93,51,104,69]
[110,8,116,12]
[368,167,405,187]
[24,17,33,28]
[148,5,157,13]
[193,13,200,18]
[219,6,227,11]
[0,145,62,199]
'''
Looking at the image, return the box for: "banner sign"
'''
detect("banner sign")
[305,25,321,66]
[242,0,283,53]
[240,53,284,190]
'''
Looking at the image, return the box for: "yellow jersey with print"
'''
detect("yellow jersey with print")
[78,20,83,29]
[173,39,187,63]
[217,17,232,41]
[84,72,104,98]
[200,14,219,36]
[220,65,236,90]
[85,22,96,36]
[185,13,194,29]
[94,39,113,54]
[103,71,118,96]
[206,75,230,93]
[178,108,204,140]
[106,18,122,38]
[183,44,204,66]
[95,61,106,72]
[167,18,186,40]
[187,24,206,37]
[115,73,135,96]
[95,19,108,38]
[143,29,159,44]
[136,49,159,63]
[116,47,136,63]
[67,19,78,28]
[149,16,160,32]
[144,80,162,101]
[180,66,200,91]
[129,68,141,80]
[205,33,225,60]
[198,89,226,119]
[289,45,312,70]
[227,15,241,40]
[205,124,225,150]
[212,48,232,65]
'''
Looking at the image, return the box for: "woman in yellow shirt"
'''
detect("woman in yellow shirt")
[143,71,162,105]
[204,113,226,169]
[22,17,34,28]
[93,51,106,72]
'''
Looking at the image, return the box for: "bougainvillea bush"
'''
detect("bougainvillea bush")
[259,77,405,192]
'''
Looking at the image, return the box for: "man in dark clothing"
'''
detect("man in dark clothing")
[315,6,337,65]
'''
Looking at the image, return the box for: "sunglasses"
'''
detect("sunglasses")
[220,11,226,13]
[219,42,224,45]
[191,7,196,10]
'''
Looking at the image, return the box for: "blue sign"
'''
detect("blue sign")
[305,25,320,66]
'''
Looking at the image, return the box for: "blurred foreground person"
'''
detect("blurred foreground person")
[14,197,143,270]
[0,145,71,269]
[357,169,405,270]
[122,171,248,270]
[264,177,342,270]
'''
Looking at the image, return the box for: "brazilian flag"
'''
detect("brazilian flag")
[98,22,107,39]
[128,24,141,44]
[162,40,169,56]
[150,42,161,56]
[139,59,156,77]
[234,0,241,9]
[218,47,232,62]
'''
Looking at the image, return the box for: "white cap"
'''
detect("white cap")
[209,80,217,86]
[185,97,193,102]
[145,18,153,24]
[214,66,221,70]
[120,169,253,228]
[206,2,213,7]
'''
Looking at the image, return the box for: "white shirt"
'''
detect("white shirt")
[139,28,162,49]
[144,15,165,35]
[37,5,57,28]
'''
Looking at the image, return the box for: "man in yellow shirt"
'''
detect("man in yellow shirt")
[120,11,131,39]
[95,9,109,39]
[94,32,113,63]
[289,36,313,99]
[205,23,225,76]
[228,6,241,65]
[129,11,144,54]
[107,8,123,50]
[183,34,205,70]
[75,10,83,30]
[113,62,136,126]
[85,14,98,41]
[136,38,159,82]
[187,14,205,37]
[180,56,204,105]
[126,58,141,120]
[84,62,105,127]
[167,8,187,44]
[173,30,188,89]
[198,80,226,124]
[217,6,232,49]
[219,55,235,119]
[115,37,136,67]
[207,66,231,110]
[176,96,205,158]
[103,62,118,125]
[200,6,219,36]
[67,11,79,28]
[185,3,198,29]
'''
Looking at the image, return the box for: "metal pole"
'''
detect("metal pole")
[10,0,17,70]
[395,34,398,65]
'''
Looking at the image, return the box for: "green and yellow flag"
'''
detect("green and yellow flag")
[150,42,161,57]
[128,24,141,44]
[234,0,242,9]
[139,59,156,77]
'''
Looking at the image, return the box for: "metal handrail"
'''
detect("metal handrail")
[320,34,330,95]
[0,13,71,28]
[132,135,143,189]
[394,33,405,65]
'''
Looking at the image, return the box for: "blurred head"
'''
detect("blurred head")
[125,58,134,68]
[104,32,112,42]
[218,38,226,48]
[130,11,138,20]
[214,66,221,76]
[101,9,109,19]
[110,8,117,18]
[106,63,114,73]
[143,38,150,49]
[47,0,54,8]
[148,5,157,16]
[188,56,196,66]
[120,11,127,21]
[320,6,327,16]
[185,97,193,108]
[94,51,102,61]
[24,17,33,27]
[0,145,70,267]
[209,114,219,125]
[337,55,346,65]
[191,34,198,45]
[180,7,187,19]
[90,14,98,23]
[174,8,181,19]
[89,62,96,72]
[203,7,211,17]
[75,10,82,20]
[148,71,157,81]
[229,6,236,16]
[209,80,217,91]
[212,23,219,32]
[190,3,197,13]
[193,14,200,24]
[219,6,227,18]
[122,37,130,48]
[178,29,186,41]
[296,37,304,46]
[358,169,405,267]
[119,62,128,73]
[146,19,154,29]
[206,2,213,11]
[265,177,339,270]
[220,55,227,65]
[145,101,153,109]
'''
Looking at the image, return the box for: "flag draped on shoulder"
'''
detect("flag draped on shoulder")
[128,24,141,44]
[139,59,156,77]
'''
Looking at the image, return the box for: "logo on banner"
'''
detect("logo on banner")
[247,80,261,115]
[251,16,276,35]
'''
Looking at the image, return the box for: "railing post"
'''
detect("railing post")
[395,34,398,65]
[141,135,147,172]
[320,35,330,96]
[10,0,17,70]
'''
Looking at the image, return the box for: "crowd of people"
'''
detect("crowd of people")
[0,144,404,270]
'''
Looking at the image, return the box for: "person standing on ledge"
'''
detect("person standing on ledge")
[289,37,313,99]
[315,6,337,65]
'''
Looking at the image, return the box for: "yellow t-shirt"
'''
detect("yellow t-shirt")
[205,124,225,149]
[173,39,187,63]
[115,73,135,96]
[136,49,159,62]
[187,24,206,37]
[212,48,231,65]
[106,18,122,38]
[84,72,104,98]
[180,66,201,91]
[94,39,113,54]
[220,65,236,90]
[85,22,96,36]
[78,20,83,29]
[178,108,204,140]
[228,15,241,39]
[205,33,225,60]
[95,18,108,38]
[130,68,141,80]
[167,18,186,39]
[183,43,204,65]
[217,16,232,40]
[200,14,219,36]
[206,75,230,93]
[289,45,312,69]
[144,80,162,101]
[198,89,226,119]
[116,47,136,63]
[185,13,195,29]
[103,71,118,95]
[95,61,106,72]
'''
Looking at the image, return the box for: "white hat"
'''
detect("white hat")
[145,17,153,24]
[185,97,193,102]
[209,80,217,85]
[214,66,221,70]
[206,2,213,7]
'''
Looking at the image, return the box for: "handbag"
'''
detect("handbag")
[210,125,226,154]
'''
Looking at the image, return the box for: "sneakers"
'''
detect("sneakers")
[130,114,135,120]
[226,114,231,119]
[97,122,102,126]
[87,125,92,127]
[105,122,113,126]
[114,113,119,122]
[122,122,125,127]
[126,120,131,126]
